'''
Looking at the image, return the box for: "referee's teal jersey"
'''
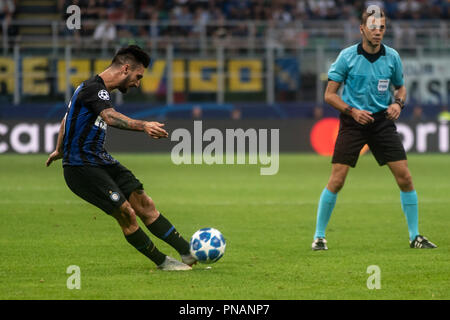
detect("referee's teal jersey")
[328,43,404,113]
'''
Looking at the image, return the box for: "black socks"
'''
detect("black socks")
[125,227,166,266]
[146,213,191,256]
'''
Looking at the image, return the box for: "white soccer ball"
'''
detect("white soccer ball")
[189,228,226,264]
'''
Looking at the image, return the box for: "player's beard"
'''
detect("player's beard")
[118,75,131,93]
[118,82,128,94]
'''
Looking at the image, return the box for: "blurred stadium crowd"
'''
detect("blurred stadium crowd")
[2,1,448,44]
[42,1,444,50]
[0,0,448,118]
[56,0,449,23]
[0,0,15,22]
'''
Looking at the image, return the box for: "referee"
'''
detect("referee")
[46,45,196,270]
[312,8,437,250]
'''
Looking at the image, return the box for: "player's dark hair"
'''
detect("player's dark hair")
[111,45,152,69]
[361,7,385,25]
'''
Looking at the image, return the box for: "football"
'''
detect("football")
[190,228,226,264]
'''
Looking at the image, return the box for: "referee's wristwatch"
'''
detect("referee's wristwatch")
[394,98,405,110]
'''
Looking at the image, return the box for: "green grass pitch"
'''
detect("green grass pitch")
[0,153,449,300]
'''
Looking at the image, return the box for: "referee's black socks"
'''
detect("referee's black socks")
[125,227,166,266]
[146,213,191,256]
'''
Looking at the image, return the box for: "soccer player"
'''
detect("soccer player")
[312,8,437,250]
[46,45,196,270]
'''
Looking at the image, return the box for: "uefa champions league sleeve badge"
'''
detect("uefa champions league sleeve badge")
[98,89,110,101]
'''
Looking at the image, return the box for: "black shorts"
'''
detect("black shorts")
[63,163,144,215]
[332,111,407,168]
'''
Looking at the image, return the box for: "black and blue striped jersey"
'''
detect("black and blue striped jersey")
[62,75,118,166]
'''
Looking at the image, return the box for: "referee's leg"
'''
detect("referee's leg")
[387,160,420,241]
[313,163,350,242]
[386,160,413,191]
[327,163,351,193]
[388,160,437,247]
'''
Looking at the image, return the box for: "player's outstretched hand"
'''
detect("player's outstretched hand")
[351,109,374,125]
[144,121,169,139]
[46,150,63,167]
[385,103,401,121]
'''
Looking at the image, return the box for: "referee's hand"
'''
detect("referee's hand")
[385,103,402,121]
[351,109,374,125]
[144,122,169,139]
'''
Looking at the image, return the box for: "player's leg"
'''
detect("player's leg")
[387,160,436,248]
[111,201,168,267]
[128,190,195,265]
[109,163,195,264]
[64,165,191,269]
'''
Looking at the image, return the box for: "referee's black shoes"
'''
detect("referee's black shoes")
[410,235,438,249]
[312,238,328,250]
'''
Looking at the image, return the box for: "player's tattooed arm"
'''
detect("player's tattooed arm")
[100,108,144,130]
[100,108,168,138]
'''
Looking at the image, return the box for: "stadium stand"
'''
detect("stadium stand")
[0,0,448,119]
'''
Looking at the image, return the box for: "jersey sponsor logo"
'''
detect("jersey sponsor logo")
[377,79,389,92]
[94,115,107,130]
[98,89,110,100]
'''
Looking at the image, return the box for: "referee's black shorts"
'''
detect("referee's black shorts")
[63,163,144,215]
[332,111,407,168]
